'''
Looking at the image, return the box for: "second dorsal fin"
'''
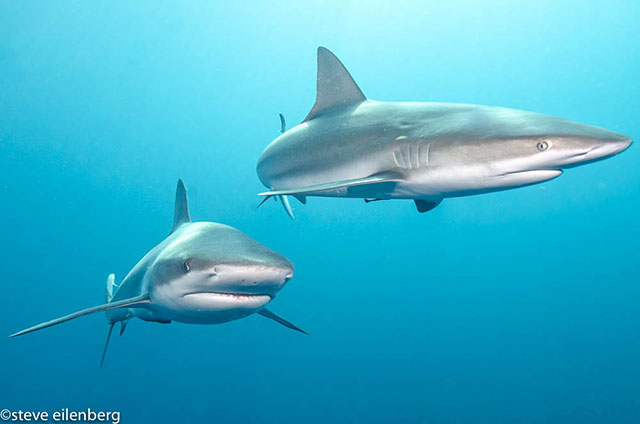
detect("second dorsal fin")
[172,179,191,233]
[303,47,366,122]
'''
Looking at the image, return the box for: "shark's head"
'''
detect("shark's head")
[499,116,632,171]
[148,220,294,324]
[427,107,632,192]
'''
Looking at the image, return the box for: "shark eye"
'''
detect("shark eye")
[183,261,191,273]
[537,140,551,151]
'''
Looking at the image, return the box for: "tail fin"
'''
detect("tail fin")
[101,273,118,367]
[105,273,116,302]
[9,294,150,338]
[100,323,115,368]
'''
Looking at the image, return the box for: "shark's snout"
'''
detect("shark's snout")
[208,263,294,297]
[586,136,632,159]
[559,132,632,168]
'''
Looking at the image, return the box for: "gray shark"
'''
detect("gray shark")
[257,47,632,217]
[10,180,305,366]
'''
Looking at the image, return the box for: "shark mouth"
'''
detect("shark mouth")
[182,291,273,302]
[497,169,563,184]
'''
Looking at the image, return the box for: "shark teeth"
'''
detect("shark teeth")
[182,291,272,301]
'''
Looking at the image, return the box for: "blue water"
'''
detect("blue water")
[1,1,639,423]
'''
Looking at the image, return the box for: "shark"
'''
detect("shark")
[10,180,305,366]
[257,47,632,218]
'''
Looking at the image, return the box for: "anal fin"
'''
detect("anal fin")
[279,195,294,220]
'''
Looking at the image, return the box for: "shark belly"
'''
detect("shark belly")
[395,165,563,199]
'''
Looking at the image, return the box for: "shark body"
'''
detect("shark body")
[257,47,632,217]
[11,180,305,365]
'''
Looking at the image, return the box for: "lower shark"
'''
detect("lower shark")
[257,47,633,218]
[10,180,305,366]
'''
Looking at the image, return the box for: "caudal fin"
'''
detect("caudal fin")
[100,323,115,368]
[105,273,116,302]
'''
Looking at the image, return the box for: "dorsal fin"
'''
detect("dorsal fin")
[172,179,191,233]
[303,47,366,122]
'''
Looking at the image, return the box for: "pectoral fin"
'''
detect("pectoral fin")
[414,199,443,213]
[9,294,151,338]
[258,308,308,335]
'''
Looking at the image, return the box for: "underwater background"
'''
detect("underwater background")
[1,1,639,423]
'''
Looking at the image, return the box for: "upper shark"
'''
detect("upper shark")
[257,47,632,217]
[10,180,305,366]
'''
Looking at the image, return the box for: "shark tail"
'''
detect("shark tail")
[105,273,116,302]
[101,273,118,367]
[100,323,115,368]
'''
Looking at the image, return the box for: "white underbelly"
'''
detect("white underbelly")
[392,167,563,199]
